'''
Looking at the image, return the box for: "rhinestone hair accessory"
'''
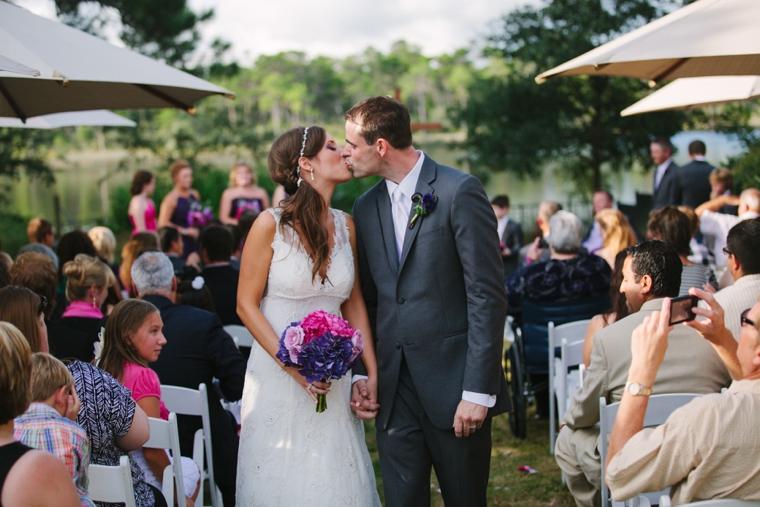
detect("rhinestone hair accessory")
[296,126,309,187]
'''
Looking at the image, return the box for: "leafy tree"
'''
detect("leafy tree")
[0,129,55,201]
[462,0,690,192]
[53,0,213,67]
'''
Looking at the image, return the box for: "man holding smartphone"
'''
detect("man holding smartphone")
[555,240,731,507]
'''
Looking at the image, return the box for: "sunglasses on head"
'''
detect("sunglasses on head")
[740,308,756,328]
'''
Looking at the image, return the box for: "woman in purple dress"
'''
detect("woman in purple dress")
[219,162,270,226]
[158,160,201,259]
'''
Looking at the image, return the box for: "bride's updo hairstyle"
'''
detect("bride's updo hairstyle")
[268,126,330,282]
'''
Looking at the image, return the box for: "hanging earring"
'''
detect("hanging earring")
[92,297,97,309]
[310,170,315,181]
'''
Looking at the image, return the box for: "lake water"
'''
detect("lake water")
[3,130,746,228]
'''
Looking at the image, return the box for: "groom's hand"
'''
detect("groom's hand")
[351,379,380,420]
[454,400,487,438]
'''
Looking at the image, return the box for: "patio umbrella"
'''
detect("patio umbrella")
[0,110,136,128]
[0,2,234,121]
[620,75,760,116]
[536,0,760,85]
[0,54,40,77]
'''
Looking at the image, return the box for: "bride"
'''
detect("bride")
[236,126,381,506]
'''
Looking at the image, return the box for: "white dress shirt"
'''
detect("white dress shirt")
[496,214,510,242]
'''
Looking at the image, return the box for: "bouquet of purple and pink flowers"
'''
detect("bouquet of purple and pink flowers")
[188,201,214,228]
[276,310,363,412]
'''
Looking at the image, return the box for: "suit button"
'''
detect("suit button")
[397,297,405,304]
[395,342,401,349]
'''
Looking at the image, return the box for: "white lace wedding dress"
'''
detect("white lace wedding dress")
[236,208,381,507]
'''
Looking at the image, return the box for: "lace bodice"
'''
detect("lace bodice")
[261,208,354,332]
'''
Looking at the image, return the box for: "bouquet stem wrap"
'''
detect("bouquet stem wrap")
[276,310,364,413]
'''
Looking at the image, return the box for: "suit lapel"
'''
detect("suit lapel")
[399,157,437,270]
[375,188,399,276]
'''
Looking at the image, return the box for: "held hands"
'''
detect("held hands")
[453,400,487,438]
[629,298,673,379]
[350,378,380,420]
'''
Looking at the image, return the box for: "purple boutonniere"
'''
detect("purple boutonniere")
[409,192,438,230]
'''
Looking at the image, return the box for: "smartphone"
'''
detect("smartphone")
[668,295,698,325]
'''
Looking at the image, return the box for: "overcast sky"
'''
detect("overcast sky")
[15,0,537,63]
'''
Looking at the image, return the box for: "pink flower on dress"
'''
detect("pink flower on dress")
[283,325,305,363]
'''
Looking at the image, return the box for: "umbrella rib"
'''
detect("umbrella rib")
[0,81,28,122]
[135,84,194,113]
[652,58,688,84]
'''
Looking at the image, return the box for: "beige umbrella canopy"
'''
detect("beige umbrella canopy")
[0,2,235,121]
[0,110,136,129]
[0,54,40,77]
[536,0,760,85]
[620,75,760,116]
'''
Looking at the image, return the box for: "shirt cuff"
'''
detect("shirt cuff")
[462,391,496,408]
[352,374,368,384]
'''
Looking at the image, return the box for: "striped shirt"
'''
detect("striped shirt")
[710,273,760,341]
[14,402,95,507]
[678,263,718,296]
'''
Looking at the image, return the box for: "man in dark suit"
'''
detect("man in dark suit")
[344,96,510,507]
[673,140,714,209]
[491,195,523,278]
[651,136,679,210]
[200,225,243,326]
[131,251,246,507]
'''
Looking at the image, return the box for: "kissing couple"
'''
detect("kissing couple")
[235,95,510,507]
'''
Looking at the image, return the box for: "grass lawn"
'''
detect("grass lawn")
[364,408,575,506]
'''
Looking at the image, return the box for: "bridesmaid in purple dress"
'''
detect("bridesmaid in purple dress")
[157,160,201,259]
[219,162,270,226]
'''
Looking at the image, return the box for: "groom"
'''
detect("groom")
[345,96,510,507]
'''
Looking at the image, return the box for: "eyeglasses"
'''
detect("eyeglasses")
[740,308,756,328]
[723,247,732,257]
[37,295,47,316]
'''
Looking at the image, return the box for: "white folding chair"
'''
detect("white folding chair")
[660,498,760,507]
[600,394,704,507]
[223,324,254,349]
[145,413,186,506]
[88,455,136,507]
[548,319,590,454]
[161,383,220,507]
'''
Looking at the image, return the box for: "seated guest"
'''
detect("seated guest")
[583,250,629,367]
[98,299,200,507]
[696,188,760,266]
[507,211,611,309]
[120,232,159,295]
[47,254,116,362]
[177,276,217,314]
[232,209,260,270]
[200,225,243,326]
[592,209,637,269]
[582,190,614,253]
[66,360,161,507]
[54,231,98,320]
[88,226,123,313]
[678,205,714,266]
[9,252,59,321]
[519,200,561,266]
[131,252,245,507]
[554,241,731,507]
[20,217,59,269]
[0,286,48,353]
[14,353,94,507]
[606,292,760,504]
[158,226,199,280]
[0,322,80,507]
[709,166,738,215]
[492,194,523,278]
[648,206,717,295]
[707,220,760,341]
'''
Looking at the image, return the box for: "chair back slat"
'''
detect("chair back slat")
[88,455,136,507]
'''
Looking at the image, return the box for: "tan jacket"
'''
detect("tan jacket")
[564,298,731,429]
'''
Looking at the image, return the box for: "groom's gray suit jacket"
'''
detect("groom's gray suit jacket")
[353,155,511,431]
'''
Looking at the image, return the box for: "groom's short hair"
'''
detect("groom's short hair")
[345,96,413,150]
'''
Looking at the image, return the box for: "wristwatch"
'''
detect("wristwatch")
[625,382,652,396]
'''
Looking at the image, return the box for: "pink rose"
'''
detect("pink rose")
[283,325,305,363]
[301,310,355,342]
[350,330,363,362]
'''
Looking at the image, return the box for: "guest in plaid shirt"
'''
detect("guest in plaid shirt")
[14,352,94,507]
